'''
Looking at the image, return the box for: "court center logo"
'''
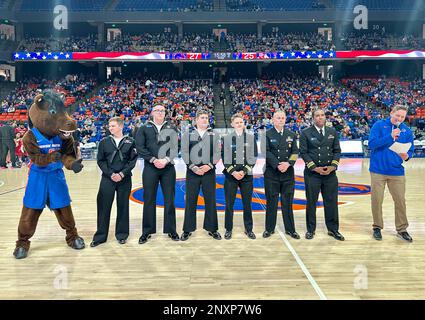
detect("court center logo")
[130,174,371,212]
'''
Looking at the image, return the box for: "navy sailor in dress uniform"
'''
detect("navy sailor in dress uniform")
[263,109,300,239]
[180,109,222,241]
[91,117,138,247]
[299,108,345,241]
[222,114,258,240]
[135,104,180,244]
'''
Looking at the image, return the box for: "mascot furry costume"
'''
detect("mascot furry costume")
[13,90,85,259]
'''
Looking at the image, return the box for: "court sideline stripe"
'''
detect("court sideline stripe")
[252,189,327,300]
[0,186,25,196]
[276,228,328,300]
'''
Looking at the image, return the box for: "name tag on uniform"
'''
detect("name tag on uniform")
[311,137,318,141]
[286,137,293,142]
[124,139,132,144]
[270,139,277,143]
[328,134,334,139]
[146,124,153,128]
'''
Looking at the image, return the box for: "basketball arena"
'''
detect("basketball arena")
[0,0,425,301]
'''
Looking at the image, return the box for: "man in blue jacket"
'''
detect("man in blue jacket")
[368,105,414,242]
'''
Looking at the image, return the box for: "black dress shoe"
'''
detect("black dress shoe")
[90,240,104,247]
[208,231,222,240]
[180,232,192,241]
[373,228,382,241]
[224,230,232,240]
[397,231,413,242]
[286,231,300,239]
[117,239,126,244]
[138,234,151,244]
[262,230,275,238]
[168,233,180,241]
[245,230,256,239]
[328,230,345,241]
[305,231,315,240]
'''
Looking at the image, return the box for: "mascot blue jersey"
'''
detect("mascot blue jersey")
[30,128,63,171]
[23,128,71,210]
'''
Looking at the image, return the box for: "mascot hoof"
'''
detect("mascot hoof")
[71,159,84,173]
[13,247,28,259]
[71,237,85,250]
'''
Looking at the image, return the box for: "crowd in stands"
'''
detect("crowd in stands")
[18,35,99,52]
[72,75,214,144]
[226,0,418,11]
[115,0,213,12]
[343,77,424,111]
[225,0,325,11]
[223,32,335,51]
[14,30,424,53]
[16,31,337,53]
[341,32,424,50]
[103,31,336,52]
[105,33,214,52]
[331,0,422,11]
[178,0,213,11]
[226,0,261,11]
[19,0,109,12]
[1,73,424,157]
[1,73,215,147]
[228,75,388,140]
[102,31,337,52]
[1,74,97,115]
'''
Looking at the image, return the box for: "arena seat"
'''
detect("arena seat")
[116,0,212,11]
[20,0,109,12]
[332,0,419,10]
[227,0,324,11]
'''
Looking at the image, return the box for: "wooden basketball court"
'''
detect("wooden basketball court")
[0,158,424,300]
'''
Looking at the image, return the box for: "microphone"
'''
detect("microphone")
[393,121,401,141]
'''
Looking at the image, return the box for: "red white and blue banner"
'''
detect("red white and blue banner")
[337,50,425,59]
[12,50,425,61]
[13,51,73,60]
[73,52,167,60]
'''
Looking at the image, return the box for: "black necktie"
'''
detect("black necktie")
[319,128,324,137]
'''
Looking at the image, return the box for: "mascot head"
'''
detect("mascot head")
[29,90,77,139]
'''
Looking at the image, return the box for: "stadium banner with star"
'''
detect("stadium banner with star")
[12,50,425,62]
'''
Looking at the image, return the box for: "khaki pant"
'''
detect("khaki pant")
[370,172,408,232]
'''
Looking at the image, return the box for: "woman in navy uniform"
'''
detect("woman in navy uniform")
[263,110,300,239]
[222,114,257,240]
[91,117,138,246]
[299,108,344,241]
[180,109,222,241]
